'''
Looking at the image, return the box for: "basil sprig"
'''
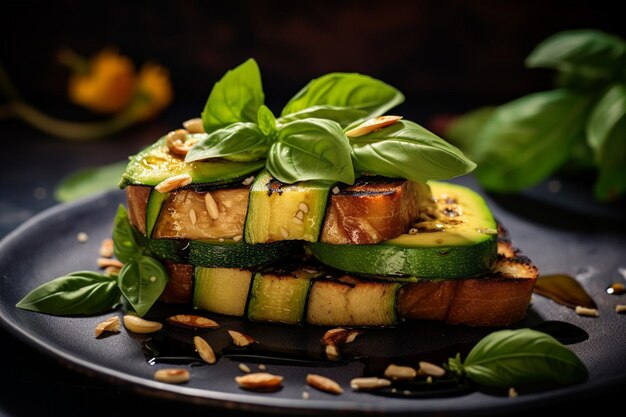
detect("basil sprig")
[448,328,588,388]
[447,29,626,201]
[15,271,120,315]
[281,72,404,121]
[268,118,354,184]
[16,206,168,317]
[201,58,265,133]
[351,120,476,183]
[190,58,474,185]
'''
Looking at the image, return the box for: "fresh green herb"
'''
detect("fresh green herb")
[117,255,168,317]
[201,58,265,133]
[16,271,120,315]
[586,84,626,200]
[447,29,626,201]
[280,72,404,120]
[54,160,127,203]
[268,118,354,184]
[112,205,142,263]
[526,29,626,86]
[277,105,367,128]
[473,90,591,192]
[448,328,588,388]
[17,206,168,317]
[257,104,277,136]
[350,120,476,183]
[188,60,473,185]
[185,123,271,163]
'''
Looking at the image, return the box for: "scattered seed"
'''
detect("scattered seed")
[183,117,204,133]
[204,191,220,220]
[258,364,267,371]
[233,235,243,242]
[345,115,402,137]
[384,364,417,381]
[615,305,626,314]
[194,336,216,364]
[306,374,343,395]
[155,174,192,193]
[298,202,309,213]
[189,208,197,225]
[219,238,224,242]
[295,210,305,220]
[426,376,433,384]
[332,186,340,195]
[154,368,190,384]
[99,238,114,257]
[239,363,251,373]
[228,330,256,347]
[508,387,518,398]
[97,257,123,269]
[408,228,418,235]
[325,344,340,360]
[303,268,318,274]
[167,314,220,329]
[292,216,304,225]
[575,306,599,317]
[280,226,289,238]
[235,373,283,391]
[123,315,163,334]
[95,316,120,337]
[302,391,310,400]
[242,176,255,186]
[350,377,391,391]
[76,232,89,243]
[418,361,446,377]
[322,328,360,346]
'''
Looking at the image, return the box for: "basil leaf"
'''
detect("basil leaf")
[586,83,626,201]
[54,160,127,203]
[257,104,277,136]
[473,89,592,192]
[16,271,120,315]
[281,73,404,120]
[526,29,626,84]
[201,58,265,133]
[444,107,496,160]
[455,329,588,387]
[112,205,142,263]
[350,120,476,183]
[185,123,271,163]
[268,118,354,184]
[118,256,168,317]
[279,105,368,128]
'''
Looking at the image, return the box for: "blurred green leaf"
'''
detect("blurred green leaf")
[473,89,592,192]
[526,29,626,85]
[586,84,626,201]
[444,106,496,160]
[54,160,126,202]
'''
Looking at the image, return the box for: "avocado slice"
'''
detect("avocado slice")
[119,136,264,188]
[244,170,332,243]
[306,181,498,278]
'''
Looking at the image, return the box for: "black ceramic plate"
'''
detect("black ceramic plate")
[0,184,625,415]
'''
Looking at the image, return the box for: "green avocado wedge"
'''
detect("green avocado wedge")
[306,181,498,278]
[119,136,264,188]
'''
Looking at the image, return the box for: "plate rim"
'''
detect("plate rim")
[1,189,625,415]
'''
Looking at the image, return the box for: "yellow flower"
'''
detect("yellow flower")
[68,49,135,114]
[132,62,173,121]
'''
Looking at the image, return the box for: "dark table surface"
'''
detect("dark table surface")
[0,105,625,417]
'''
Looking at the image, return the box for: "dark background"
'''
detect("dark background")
[2,0,626,120]
[1,1,625,416]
